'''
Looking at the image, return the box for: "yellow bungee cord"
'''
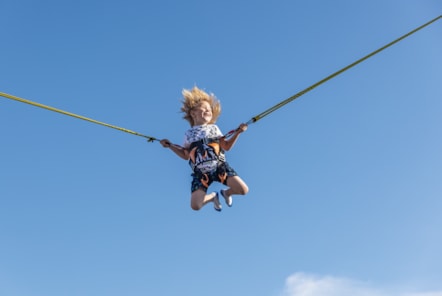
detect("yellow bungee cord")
[0,91,159,142]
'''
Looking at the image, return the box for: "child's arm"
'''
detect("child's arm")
[219,123,248,151]
[160,139,190,160]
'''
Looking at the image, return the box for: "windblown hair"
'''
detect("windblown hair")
[181,86,221,126]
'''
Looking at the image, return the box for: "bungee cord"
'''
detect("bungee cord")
[222,15,441,139]
[1,15,440,143]
[0,91,159,142]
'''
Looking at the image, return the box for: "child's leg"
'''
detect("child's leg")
[224,176,249,196]
[190,189,218,211]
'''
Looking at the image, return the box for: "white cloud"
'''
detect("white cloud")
[280,273,442,296]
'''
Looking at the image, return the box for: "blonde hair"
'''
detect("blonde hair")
[181,86,221,126]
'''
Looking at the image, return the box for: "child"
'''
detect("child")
[160,86,249,211]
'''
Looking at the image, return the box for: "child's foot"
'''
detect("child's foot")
[221,189,233,207]
[213,192,222,212]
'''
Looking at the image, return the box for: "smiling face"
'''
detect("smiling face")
[181,86,221,126]
[190,100,213,126]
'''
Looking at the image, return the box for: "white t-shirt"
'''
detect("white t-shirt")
[183,124,223,148]
[183,124,225,173]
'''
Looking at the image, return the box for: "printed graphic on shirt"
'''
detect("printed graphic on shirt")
[183,124,223,147]
[189,141,226,173]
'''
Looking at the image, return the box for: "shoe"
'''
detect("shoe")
[221,189,233,207]
[213,192,222,212]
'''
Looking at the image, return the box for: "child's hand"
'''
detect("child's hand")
[237,123,248,133]
[160,139,172,148]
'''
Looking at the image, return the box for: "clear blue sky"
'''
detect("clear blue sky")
[1,1,441,295]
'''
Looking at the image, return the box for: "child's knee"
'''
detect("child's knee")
[190,200,203,211]
[234,179,249,195]
[240,184,249,195]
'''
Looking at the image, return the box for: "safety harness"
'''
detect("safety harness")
[188,137,228,187]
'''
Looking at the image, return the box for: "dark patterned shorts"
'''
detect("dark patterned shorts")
[191,162,238,193]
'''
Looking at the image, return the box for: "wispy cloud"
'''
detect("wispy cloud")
[280,273,442,296]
